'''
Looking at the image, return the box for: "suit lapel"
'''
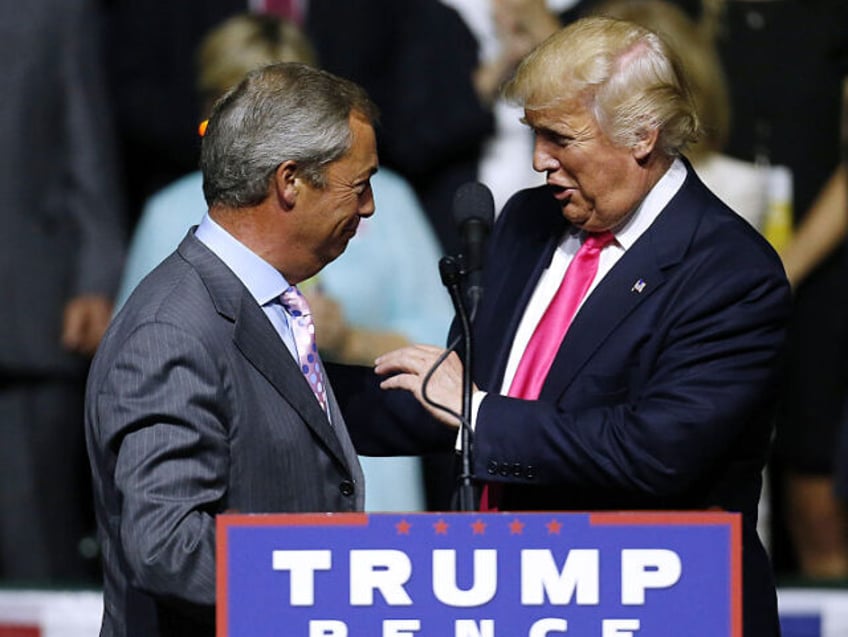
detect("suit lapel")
[539,233,667,401]
[482,168,704,401]
[538,169,702,401]
[178,233,353,473]
[477,191,564,391]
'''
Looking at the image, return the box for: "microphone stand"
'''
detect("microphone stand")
[438,256,476,512]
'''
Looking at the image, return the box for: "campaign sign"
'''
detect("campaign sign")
[216,511,740,637]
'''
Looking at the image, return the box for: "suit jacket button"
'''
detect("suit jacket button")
[486,460,498,475]
[526,465,536,480]
[512,463,523,477]
[340,480,355,497]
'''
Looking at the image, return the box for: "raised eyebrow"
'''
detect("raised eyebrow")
[518,115,555,130]
[520,117,566,138]
[536,127,572,144]
[355,166,378,183]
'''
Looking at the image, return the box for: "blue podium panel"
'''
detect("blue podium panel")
[217,511,741,637]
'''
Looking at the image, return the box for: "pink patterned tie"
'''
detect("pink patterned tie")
[481,231,615,510]
[280,285,328,414]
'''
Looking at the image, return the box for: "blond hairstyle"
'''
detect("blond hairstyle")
[503,15,701,157]
[196,13,316,111]
[593,0,730,159]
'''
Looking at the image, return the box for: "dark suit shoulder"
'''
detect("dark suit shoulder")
[113,252,210,327]
[95,251,234,385]
[674,170,787,274]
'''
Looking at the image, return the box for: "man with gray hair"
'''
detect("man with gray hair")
[370,16,789,636]
[84,62,452,636]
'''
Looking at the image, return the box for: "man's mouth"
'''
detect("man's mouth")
[549,183,575,201]
[343,220,359,236]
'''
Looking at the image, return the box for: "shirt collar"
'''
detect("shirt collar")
[612,157,686,250]
[194,213,289,305]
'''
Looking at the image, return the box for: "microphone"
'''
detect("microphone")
[452,182,495,309]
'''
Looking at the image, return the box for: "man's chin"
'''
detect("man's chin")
[324,240,351,265]
[561,205,590,228]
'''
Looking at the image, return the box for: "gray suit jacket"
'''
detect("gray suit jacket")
[0,0,125,375]
[85,232,365,636]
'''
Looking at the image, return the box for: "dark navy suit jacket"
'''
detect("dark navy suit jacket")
[339,161,790,635]
[468,164,789,636]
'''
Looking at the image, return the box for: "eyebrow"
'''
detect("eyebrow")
[521,116,563,134]
[528,122,573,143]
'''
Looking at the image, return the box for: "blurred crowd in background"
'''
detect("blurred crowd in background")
[1,0,846,589]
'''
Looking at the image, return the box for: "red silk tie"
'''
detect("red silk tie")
[481,231,616,510]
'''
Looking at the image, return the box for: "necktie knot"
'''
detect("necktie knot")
[582,230,616,253]
[280,285,311,317]
[506,229,615,402]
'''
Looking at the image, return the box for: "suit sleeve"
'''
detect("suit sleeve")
[64,0,126,296]
[92,321,228,607]
[328,363,458,457]
[473,244,790,498]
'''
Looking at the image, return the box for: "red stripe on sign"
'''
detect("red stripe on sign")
[0,625,41,637]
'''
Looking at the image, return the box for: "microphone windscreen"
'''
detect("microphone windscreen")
[452,182,495,229]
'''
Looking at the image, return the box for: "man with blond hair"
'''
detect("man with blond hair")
[370,16,789,635]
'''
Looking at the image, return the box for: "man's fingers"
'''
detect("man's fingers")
[374,345,445,375]
[379,373,419,393]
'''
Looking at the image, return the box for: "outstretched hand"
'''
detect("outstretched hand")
[374,344,470,428]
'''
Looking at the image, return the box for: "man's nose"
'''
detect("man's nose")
[532,138,559,173]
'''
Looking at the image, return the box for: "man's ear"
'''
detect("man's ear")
[274,160,299,209]
[633,127,660,161]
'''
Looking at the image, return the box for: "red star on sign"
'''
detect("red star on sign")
[434,519,449,535]
[546,519,563,535]
[509,518,525,535]
[471,519,487,535]
[395,519,411,535]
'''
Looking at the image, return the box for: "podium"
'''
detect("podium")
[216,511,741,636]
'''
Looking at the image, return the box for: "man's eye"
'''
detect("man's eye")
[539,131,570,147]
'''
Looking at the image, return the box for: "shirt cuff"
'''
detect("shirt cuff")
[454,390,488,451]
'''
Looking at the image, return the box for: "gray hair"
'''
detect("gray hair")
[200,62,379,207]
[504,16,701,157]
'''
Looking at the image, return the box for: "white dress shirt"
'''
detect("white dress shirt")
[469,158,688,429]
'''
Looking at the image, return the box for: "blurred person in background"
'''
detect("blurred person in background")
[706,0,848,581]
[0,0,125,583]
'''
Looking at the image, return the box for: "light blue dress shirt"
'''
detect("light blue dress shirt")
[193,214,297,360]
[114,168,453,512]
